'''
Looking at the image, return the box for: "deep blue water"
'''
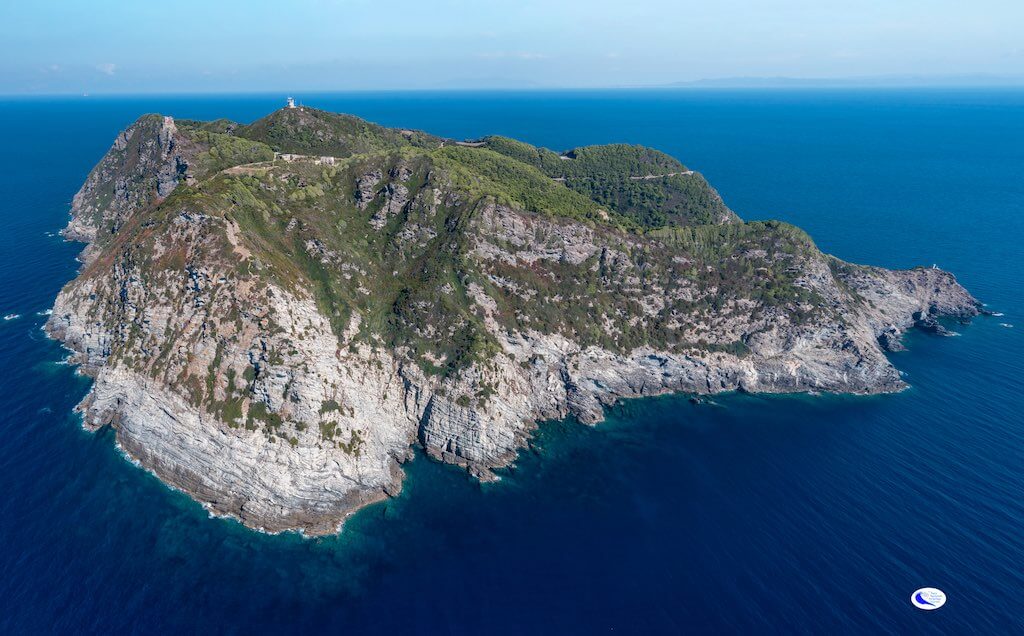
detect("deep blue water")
[1,89,1022,634]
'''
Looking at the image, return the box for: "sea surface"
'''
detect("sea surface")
[0,89,1022,634]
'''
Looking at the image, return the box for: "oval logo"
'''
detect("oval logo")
[911,587,946,610]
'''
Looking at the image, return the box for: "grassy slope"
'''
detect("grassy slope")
[234,108,442,157]
[482,135,737,227]
[231,109,734,228]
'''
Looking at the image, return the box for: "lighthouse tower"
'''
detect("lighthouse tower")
[286,96,296,109]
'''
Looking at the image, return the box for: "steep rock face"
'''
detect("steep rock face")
[831,262,978,349]
[65,116,199,254]
[49,224,417,532]
[48,109,980,534]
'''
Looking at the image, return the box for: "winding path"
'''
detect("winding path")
[551,170,694,183]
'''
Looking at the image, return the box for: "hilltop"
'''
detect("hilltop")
[48,106,978,534]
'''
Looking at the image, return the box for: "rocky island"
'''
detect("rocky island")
[47,106,979,534]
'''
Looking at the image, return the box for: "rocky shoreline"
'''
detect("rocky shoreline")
[46,109,980,535]
[47,260,978,535]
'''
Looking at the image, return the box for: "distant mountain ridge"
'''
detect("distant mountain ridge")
[666,74,1024,88]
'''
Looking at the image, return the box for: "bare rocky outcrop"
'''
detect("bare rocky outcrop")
[49,219,420,533]
[47,110,981,535]
[64,115,199,262]
[354,168,383,211]
[831,261,978,349]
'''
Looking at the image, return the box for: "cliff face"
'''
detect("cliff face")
[65,116,197,248]
[48,108,979,534]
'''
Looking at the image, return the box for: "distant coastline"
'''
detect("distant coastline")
[662,73,1024,90]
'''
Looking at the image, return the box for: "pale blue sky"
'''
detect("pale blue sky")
[2,0,1023,93]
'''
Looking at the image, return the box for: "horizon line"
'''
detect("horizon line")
[4,83,1024,98]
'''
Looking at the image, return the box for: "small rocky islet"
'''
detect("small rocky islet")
[47,104,979,534]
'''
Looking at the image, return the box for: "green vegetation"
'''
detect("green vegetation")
[467,219,827,353]
[234,108,441,157]
[83,107,843,432]
[248,401,283,431]
[319,421,338,439]
[338,430,364,456]
[650,221,824,311]
[648,220,814,260]
[177,118,238,134]
[433,145,633,228]
[482,137,735,228]
[187,130,275,176]
[319,399,341,414]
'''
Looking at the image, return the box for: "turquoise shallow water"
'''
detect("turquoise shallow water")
[0,89,1022,634]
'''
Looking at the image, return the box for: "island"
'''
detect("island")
[47,105,979,535]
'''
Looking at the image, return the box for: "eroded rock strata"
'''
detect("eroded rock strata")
[48,107,979,534]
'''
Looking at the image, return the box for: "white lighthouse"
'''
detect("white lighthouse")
[286,96,296,109]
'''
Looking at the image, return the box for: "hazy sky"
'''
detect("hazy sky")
[2,0,1023,93]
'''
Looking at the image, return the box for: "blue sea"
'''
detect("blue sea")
[0,89,1022,634]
